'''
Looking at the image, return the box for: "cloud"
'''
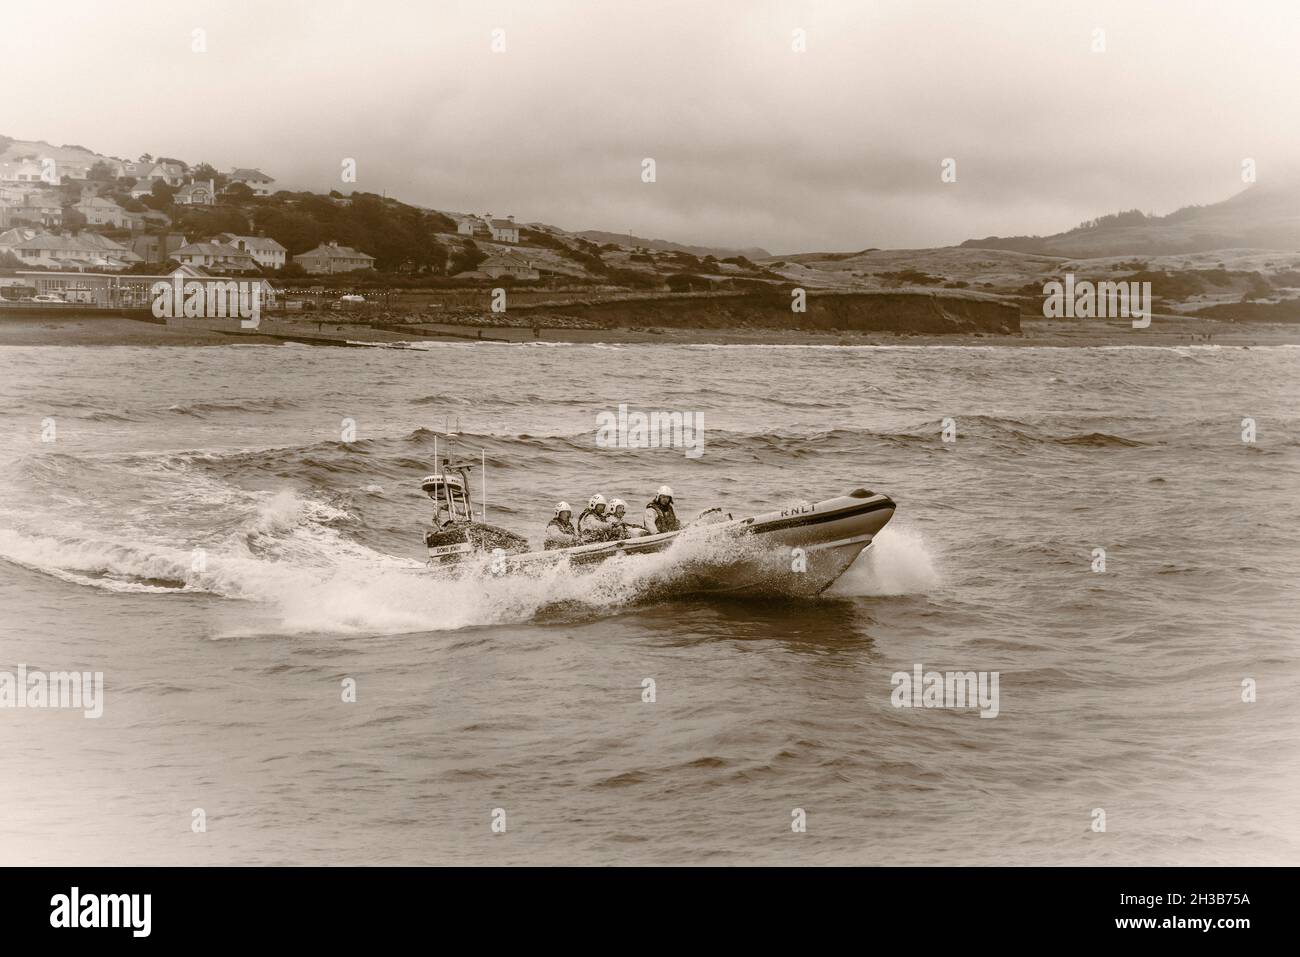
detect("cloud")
[4,0,1296,251]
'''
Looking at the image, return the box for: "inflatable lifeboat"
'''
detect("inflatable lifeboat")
[420,457,895,597]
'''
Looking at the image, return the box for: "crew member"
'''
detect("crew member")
[644,485,680,534]
[544,502,578,550]
[606,498,644,539]
[578,494,612,542]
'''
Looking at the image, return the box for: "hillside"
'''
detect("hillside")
[574,230,769,260]
[8,131,1300,326]
[0,135,121,175]
[961,180,1300,258]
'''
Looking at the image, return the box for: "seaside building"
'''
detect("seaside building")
[117,159,184,187]
[54,159,95,180]
[228,168,275,195]
[73,195,129,228]
[174,180,216,206]
[0,159,52,184]
[215,233,287,270]
[293,240,376,274]
[13,265,278,310]
[0,226,40,252]
[9,192,64,227]
[171,241,258,272]
[131,233,189,265]
[144,162,185,187]
[0,230,140,270]
[489,216,520,243]
[118,159,153,179]
[0,189,63,227]
[475,254,539,280]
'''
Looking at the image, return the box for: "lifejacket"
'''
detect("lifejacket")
[578,508,614,541]
[645,499,680,533]
[544,518,576,550]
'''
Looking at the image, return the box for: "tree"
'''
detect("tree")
[88,160,118,182]
[252,206,324,254]
[61,208,88,229]
[426,243,449,274]
[150,180,177,202]
[224,182,254,201]
[449,239,487,275]
[173,207,250,237]
[188,163,229,189]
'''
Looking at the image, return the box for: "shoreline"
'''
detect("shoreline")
[0,313,1297,348]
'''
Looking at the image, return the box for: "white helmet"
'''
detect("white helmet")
[555,501,571,516]
[657,485,673,498]
[609,498,627,512]
[588,494,607,509]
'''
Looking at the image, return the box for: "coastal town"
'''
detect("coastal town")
[0,137,570,324]
[2,134,1298,346]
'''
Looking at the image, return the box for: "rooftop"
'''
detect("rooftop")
[297,242,375,260]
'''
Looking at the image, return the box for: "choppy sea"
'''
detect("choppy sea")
[1,340,1296,864]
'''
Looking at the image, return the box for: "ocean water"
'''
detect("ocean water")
[0,340,1296,865]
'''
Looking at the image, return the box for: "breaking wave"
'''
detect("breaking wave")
[828,524,940,597]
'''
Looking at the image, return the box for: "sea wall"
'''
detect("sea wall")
[506,290,1021,334]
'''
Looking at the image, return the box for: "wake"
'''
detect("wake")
[0,487,940,635]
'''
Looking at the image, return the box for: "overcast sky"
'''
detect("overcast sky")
[4,0,1297,253]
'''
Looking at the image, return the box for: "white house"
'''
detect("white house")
[228,168,275,195]
[217,233,287,270]
[0,230,139,270]
[293,240,376,274]
[171,242,258,272]
[174,180,216,206]
[74,196,129,228]
[1,192,63,226]
[0,159,55,184]
[120,160,184,188]
[474,254,539,280]
[118,158,153,179]
[489,216,520,243]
